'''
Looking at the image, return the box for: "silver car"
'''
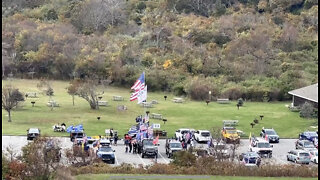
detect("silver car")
[287,150,311,164]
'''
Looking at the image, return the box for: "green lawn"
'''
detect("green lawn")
[75,174,317,180]
[2,79,317,138]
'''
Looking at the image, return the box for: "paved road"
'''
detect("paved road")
[2,136,318,167]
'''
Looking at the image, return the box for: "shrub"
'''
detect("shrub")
[237,98,244,106]
[300,102,315,118]
[185,77,218,101]
[171,151,196,167]
[222,86,245,100]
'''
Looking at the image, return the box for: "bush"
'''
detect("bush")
[222,86,245,100]
[171,151,196,167]
[185,77,218,101]
[237,98,244,106]
[300,102,315,118]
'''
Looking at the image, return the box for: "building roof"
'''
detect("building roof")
[288,83,318,103]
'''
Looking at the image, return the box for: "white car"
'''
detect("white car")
[309,150,318,164]
[175,128,190,141]
[194,130,212,142]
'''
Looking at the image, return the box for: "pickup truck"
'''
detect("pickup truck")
[249,138,273,158]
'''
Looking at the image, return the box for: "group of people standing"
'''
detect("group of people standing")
[124,134,142,154]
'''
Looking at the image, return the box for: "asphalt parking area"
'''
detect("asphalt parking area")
[2,136,318,167]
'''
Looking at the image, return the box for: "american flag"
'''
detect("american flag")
[130,72,145,101]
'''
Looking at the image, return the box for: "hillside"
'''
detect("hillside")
[2,0,318,101]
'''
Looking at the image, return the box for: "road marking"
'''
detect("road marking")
[115,155,119,166]
[159,152,169,164]
[137,154,147,166]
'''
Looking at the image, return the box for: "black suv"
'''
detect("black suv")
[141,139,158,158]
[260,128,279,143]
[27,128,40,140]
[70,130,85,142]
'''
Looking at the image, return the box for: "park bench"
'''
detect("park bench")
[25,92,38,98]
[98,101,108,106]
[217,98,230,104]
[47,100,60,107]
[150,113,163,120]
[172,97,184,103]
[113,96,124,101]
[223,120,239,126]
[151,100,158,104]
[117,105,127,111]
[141,102,153,108]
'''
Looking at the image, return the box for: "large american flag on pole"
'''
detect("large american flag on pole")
[130,72,146,102]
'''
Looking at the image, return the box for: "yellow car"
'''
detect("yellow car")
[222,127,240,144]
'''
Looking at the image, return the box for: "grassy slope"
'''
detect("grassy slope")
[2,79,316,138]
[75,174,317,180]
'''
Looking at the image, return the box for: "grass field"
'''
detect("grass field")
[75,174,318,180]
[2,79,317,138]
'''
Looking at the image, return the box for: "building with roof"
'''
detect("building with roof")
[288,83,318,108]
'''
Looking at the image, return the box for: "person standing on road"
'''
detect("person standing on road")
[114,133,118,146]
[129,139,133,153]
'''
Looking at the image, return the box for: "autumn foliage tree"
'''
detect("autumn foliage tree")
[2,85,24,122]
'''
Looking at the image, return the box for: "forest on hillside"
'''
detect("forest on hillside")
[2,0,318,101]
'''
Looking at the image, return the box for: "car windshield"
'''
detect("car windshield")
[306,132,318,137]
[170,143,182,148]
[226,130,237,134]
[29,129,39,133]
[257,143,270,148]
[299,152,310,157]
[143,140,154,146]
[265,130,276,135]
[99,147,113,152]
[248,152,259,157]
[304,141,315,148]
[201,132,210,137]
[181,130,189,134]
[87,140,96,144]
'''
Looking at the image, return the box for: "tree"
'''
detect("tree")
[37,79,54,97]
[2,86,24,122]
[67,79,81,106]
[74,79,104,109]
[300,102,315,118]
[20,137,62,179]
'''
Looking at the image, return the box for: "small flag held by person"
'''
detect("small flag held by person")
[153,135,159,145]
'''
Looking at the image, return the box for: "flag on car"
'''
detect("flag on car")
[66,125,73,133]
[265,133,268,141]
[130,72,145,102]
[153,135,159,145]
[249,132,252,144]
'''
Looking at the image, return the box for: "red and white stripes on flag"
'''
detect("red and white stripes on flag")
[130,72,147,103]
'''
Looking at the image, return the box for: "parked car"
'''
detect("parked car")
[165,140,183,158]
[309,150,318,164]
[295,140,317,151]
[194,130,212,143]
[209,141,229,159]
[260,128,279,143]
[27,128,40,140]
[240,151,261,167]
[299,131,318,143]
[222,127,240,144]
[141,139,158,158]
[99,139,111,147]
[287,150,311,164]
[175,128,190,141]
[97,146,116,164]
[249,137,273,158]
[70,130,85,142]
